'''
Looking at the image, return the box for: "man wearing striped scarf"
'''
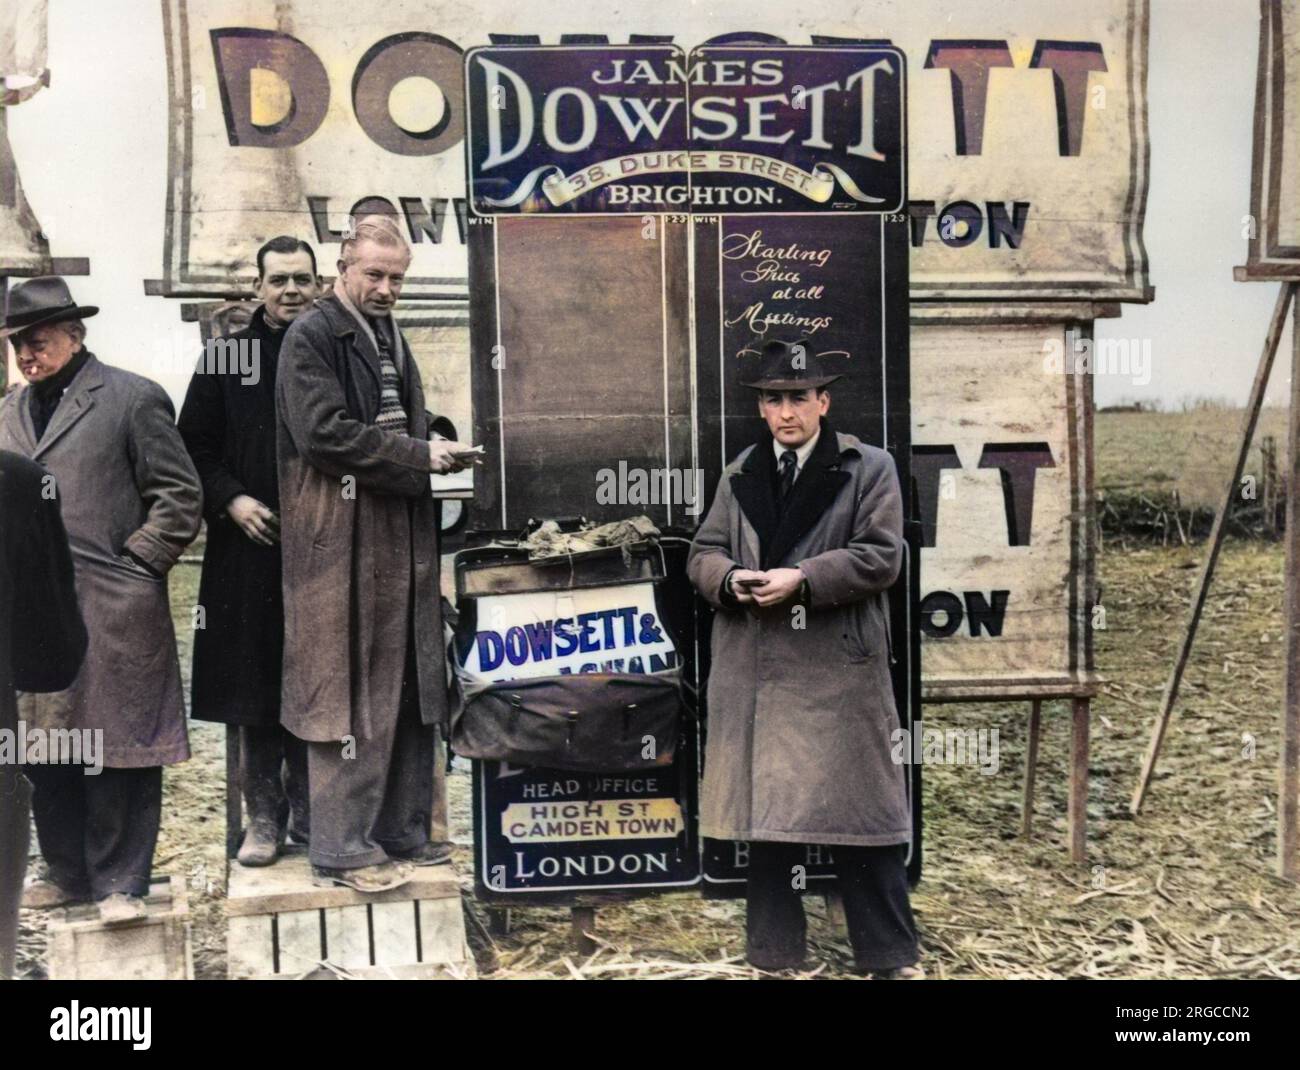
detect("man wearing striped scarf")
[276,216,473,892]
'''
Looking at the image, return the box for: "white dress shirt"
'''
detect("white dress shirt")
[773,427,821,476]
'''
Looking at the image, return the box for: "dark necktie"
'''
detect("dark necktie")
[779,450,798,502]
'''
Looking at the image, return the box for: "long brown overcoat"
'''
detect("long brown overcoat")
[0,355,202,767]
[686,422,910,846]
[275,292,447,744]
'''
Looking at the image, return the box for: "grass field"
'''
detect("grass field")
[1096,406,1290,509]
[15,409,1300,979]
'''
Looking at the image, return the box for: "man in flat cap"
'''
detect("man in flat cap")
[0,276,202,923]
[687,339,923,978]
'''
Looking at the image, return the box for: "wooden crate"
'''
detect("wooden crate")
[47,876,193,980]
[226,848,475,979]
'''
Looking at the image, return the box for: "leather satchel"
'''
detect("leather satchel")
[449,667,682,771]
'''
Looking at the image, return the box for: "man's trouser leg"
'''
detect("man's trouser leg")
[0,767,32,979]
[835,843,920,971]
[30,764,162,900]
[281,728,311,843]
[745,840,808,969]
[374,634,434,856]
[240,724,288,836]
[305,632,423,871]
[27,764,91,898]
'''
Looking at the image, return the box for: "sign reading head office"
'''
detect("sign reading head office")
[464,44,905,215]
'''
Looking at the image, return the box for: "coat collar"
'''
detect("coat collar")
[321,286,412,384]
[730,418,853,569]
[31,352,105,460]
[317,289,383,390]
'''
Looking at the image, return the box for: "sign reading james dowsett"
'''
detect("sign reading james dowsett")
[465,46,689,214]
[464,45,904,215]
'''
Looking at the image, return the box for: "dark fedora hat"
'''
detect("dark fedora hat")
[738,338,844,391]
[1,276,99,339]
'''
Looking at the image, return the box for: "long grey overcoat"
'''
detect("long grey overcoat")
[687,422,910,846]
[275,292,447,744]
[0,355,202,767]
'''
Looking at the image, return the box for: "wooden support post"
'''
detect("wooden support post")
[1261,435,1278,533]
[431,734,449,845]
[1022,699,1042,839]
[1281,297,1300,881]
[823,891,847,935]
[1132,282,1297,815]
[486,907,511,937]
[570,906,596,955]
[1068,697,1089,864]
[225,727,242,860]
[0,274,25,981]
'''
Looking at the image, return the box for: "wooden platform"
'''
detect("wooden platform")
[226,848,475,979]
[47,876,193,980]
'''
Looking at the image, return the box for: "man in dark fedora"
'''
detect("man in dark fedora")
[0,276,202,923]
[686,338,923,978]
[178,236,322,867]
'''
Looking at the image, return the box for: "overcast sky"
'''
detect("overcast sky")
[5,0,1290,411]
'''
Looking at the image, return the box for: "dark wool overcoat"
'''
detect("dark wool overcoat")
[275,293,447,743]
[687,421,911,846]
[0,450,88,731]
[178,308,288,726]
[0,356,202,767]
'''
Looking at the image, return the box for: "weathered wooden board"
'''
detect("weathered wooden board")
[47,876,193,981]
[0,0,52,272]
[225,850,474,979]
[158,0,1149,302]
[913,320,1097,697]
[1242,0,1300,279]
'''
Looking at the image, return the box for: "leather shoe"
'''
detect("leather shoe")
[98,893,148,924]
[22,876,91,909]
[236,819,285,867]
[869,963,926,980]
[387,841,453,866]
[312,861,411,893]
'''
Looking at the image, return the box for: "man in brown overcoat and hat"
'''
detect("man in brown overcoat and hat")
[687,339,923,978]
[276,217,473,892]
[0,276,202,923]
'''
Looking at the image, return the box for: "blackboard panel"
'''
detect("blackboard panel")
[469,216,693,530]
[695,213,908,510]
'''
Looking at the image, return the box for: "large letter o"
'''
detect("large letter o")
[352,32,464,156]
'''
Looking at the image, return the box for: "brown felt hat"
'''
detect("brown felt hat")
[1,276,98,339]
[738,338,844,391]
